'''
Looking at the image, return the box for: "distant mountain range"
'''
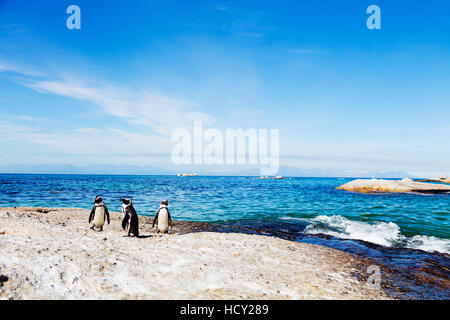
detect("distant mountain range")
[273,166,414,179]
[0,164,414,178]
[0,164,175,175]
[213,166,413,178]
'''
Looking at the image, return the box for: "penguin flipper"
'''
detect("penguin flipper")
[130,215,139,237]
[167,208,173,228]
[105,206,110,224]
[152,211,159,228]
[88,207,95,223]
[121,214,130,231]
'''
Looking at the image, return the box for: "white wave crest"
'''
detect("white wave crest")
[407,235,450,254]
[304,215,450,254]
[279,216,306,222]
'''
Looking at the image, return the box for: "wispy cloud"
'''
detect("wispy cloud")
[0,120,171,157]
[237,32,263,38]
[12,115,41,121]
[0,24,27,34]
[0,59,215,135]
[230,109,266,118]
[283,48,316,54]
[211,6,230,11]
[0,60,215,165]
[0,60,45,77]
[205,7,272,39]
[25,79,214,134]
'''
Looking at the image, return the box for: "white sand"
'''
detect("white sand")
[0,208,388,300]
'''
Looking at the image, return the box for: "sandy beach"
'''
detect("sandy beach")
[0,207,389,300]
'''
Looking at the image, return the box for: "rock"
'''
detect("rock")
[337,178,450,194]
[0,211,9,218]
[36,209,50,214]
[419,174,450,184]
[0,275,9,287]
[0,207,389,300]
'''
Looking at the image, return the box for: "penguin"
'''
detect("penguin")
[88,196,110,231]
[152,200,173,234]
[120,198,139,237]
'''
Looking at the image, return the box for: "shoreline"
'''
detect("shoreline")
[0,207,389,300]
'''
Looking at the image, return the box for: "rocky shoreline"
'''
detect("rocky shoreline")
[0,207,388,300]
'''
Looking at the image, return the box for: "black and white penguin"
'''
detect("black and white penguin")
[152,200,173,234]
[88,196,110,231]
[120,198,139,237]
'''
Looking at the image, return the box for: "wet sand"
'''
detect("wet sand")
[0,207,388,300]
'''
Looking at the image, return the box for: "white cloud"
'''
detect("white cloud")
[0,59,219,168]
[0,120,171,157]
[0,60,44,77]
[25,79,214,135]
[230,109,266,118]
[1,59,215,135]
[13,115,41,121]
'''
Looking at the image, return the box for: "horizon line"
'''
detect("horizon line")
[0,172,419,179]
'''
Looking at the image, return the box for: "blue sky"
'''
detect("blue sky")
[0,0,449,176]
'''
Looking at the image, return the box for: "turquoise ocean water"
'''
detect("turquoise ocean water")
[1,174,448,253]
[0,174,448,298]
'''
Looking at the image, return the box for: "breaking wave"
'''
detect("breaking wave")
[304,215,450,254]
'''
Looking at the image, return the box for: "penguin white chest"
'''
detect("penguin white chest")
[157,208,169,233]
[92,206,105,227]
[121,204,127,219]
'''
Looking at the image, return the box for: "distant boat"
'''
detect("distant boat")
[177,173,197,177]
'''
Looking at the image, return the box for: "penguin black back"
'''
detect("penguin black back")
[120,198,139,237]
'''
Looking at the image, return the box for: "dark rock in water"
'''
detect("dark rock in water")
[191,219,450,300]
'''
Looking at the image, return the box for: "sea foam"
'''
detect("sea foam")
[304,215,450,254]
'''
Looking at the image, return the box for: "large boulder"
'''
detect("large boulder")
[337,178,450,194]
